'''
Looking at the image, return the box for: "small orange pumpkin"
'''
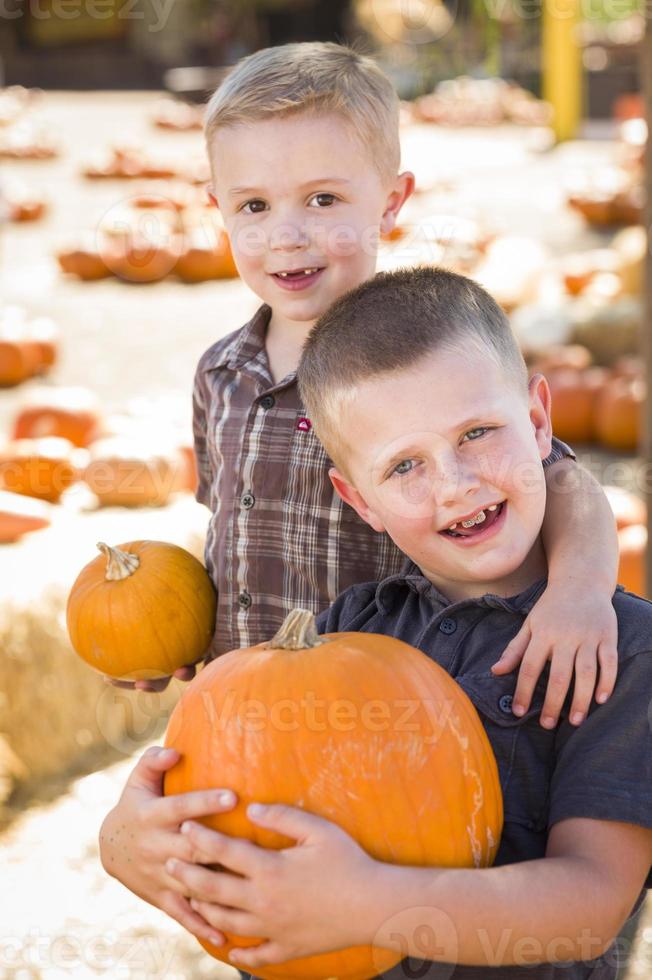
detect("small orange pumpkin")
[12,387,103,447]
[594,376,645,452]
[175,228,238,282]
[0,437,80,502]
[0,339,42,387]
[617,524,647,596]
[164,609,503,980]
[57,245,112,281]
[66,540,217,679]
[0,489,51,543]
[546,367,607,445]
[83,437,183,507]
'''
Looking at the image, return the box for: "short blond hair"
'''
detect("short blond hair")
[204,42,400,182]
[298,267,529,474]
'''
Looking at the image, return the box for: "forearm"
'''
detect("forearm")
[364,857,620,967]
[543,461,618,593]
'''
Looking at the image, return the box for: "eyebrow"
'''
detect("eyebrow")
[227,177,352,197]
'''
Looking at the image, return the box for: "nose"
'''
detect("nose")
[435,454,482,511]
[269,209,310,252]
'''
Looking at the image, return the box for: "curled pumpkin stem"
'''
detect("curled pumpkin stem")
[268,609,326,650]
[97,541,140,581]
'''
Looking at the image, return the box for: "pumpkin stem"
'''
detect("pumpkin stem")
[97,542,140,581]
[268,609,326,650]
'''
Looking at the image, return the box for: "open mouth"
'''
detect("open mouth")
[271,267,325,290]
[441,501,506,539]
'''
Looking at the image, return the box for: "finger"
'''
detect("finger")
[566,647,597,726]
[538,656,576,729]
[229,941,287,970]
[168,859,251,909]
[190,898,262,937]
[177,821,266,877]
[511,644,550,716]
[595,640,618,705]
[491,623,530,675]
[126,747,181,794]
[134,677,172,692]
[160,890,226,947]
[106,677,137,689]
[172,665,197,682]
[247,802,330,844]
[151,787,237,827]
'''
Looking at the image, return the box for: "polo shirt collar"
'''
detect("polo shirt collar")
[375,557,547,617]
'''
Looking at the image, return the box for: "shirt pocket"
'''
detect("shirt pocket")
[457,672,556,833]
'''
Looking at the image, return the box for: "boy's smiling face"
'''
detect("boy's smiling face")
[208,112,413,328]
[330,347,554,602]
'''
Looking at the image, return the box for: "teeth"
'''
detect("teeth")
[277,268,317,278]
[488,504,498,511]
[448,523,458,531]
[461,509,486,529]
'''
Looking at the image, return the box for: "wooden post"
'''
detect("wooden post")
[542,0,582,142]
[642,24,652,594]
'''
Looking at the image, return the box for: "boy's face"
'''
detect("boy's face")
[330,347,553,602]
[208,113,413,327]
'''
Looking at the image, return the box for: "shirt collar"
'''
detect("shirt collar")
[202,304,274,373]
[375,557,548,617]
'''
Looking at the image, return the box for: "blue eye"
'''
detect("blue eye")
[464,427,488,442]
[242,199,267,214]
[393,459,414,476]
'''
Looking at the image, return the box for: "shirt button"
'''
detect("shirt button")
[260,395,275,410]
[241,493,255,510]
[237,591,252,609]
[439,617,457,635]
[498,694,513,715]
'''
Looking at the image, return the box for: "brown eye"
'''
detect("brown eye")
[309,193,336,207]
[243,199,267,214]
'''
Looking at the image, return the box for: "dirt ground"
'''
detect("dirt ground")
[0,92,649,978]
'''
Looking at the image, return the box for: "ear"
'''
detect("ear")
[379,170,415,236]
[207,186,219,209]
[329,467,386,533]
[528,373,553,460]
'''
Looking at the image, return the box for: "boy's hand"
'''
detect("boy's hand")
[491,584,618,728]
[166,802,378,970]
[99,745,236,946]
[106,664,198,692]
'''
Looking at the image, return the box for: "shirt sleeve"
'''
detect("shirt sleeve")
[549,646,652,884]
[192,368,212,507]
[542,435,576,468]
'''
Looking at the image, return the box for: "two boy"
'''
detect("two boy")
[99,42,648,976]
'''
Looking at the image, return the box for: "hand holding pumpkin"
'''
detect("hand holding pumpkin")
[98,745,236,947]
[167,803,380,971]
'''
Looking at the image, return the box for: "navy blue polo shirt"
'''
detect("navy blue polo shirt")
[244,562,652,980]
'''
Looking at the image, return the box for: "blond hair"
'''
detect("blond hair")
[298,267,529,474]
[204,42,400,181]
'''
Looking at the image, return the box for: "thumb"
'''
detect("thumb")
[247,802,328,844]
[127,746,180,793]
[492,623,530,674]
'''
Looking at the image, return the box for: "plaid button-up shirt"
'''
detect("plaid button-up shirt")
[193,305,572,657]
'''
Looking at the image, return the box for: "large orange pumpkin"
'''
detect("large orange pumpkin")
[164,609,503,980]
[82,437,184,507]
[66,540,217,680]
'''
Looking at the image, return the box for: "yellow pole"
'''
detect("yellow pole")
[542,0,582,142]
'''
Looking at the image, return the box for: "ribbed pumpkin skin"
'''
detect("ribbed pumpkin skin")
[66,540,216,679]
[164,630,503,980]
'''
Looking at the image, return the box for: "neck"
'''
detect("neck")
[426,536,548,604]
[265,309,317,385]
